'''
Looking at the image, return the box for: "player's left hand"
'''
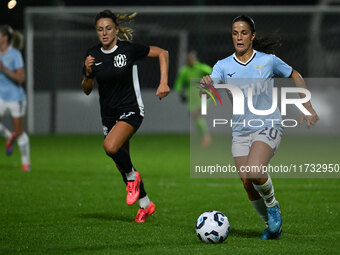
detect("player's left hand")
[299,105,319,128]
[156,83,170,99]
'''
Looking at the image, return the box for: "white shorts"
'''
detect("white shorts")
[232,127,282,157]
[0,98,27,118]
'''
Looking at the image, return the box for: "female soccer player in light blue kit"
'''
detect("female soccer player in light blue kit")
[201,16,319,239]
[0,25,31,171]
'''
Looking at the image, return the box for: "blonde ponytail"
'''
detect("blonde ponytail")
[116,12,137,42]
[0,25,24,50]
[12,30,24,51]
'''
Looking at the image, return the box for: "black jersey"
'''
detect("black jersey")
[84,40,150,119]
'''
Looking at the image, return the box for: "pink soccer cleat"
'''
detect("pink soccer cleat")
[134,201,156,223]
[21,163,31,172]
[126,171,141,205]
[6,132,16,156]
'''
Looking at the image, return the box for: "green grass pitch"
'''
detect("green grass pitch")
[0,134,339,254]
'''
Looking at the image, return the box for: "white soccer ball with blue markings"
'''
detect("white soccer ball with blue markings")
[195,210,230,243]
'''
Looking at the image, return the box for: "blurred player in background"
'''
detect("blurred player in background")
[82,10,170,222]
[0,25,31,171]
[175,50,212,147]
[201,15,319,239]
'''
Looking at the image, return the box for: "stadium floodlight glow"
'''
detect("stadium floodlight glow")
[8,0,17,9]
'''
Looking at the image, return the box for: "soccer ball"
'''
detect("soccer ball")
[195,210,230,243]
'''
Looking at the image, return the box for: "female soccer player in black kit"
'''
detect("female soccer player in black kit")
[81,10,170,222]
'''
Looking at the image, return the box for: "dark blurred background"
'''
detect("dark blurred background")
[1,0,318,30]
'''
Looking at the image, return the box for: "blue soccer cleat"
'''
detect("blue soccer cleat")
[260,227,282,240]
[267,202,282,233]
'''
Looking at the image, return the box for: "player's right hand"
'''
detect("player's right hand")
[200,75,214,87]
[199,75,214,97]
[84,55,95,76]
[299,105,320,128]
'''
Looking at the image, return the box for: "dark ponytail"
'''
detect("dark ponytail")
[253,35,281,54]
[232,15,281,54]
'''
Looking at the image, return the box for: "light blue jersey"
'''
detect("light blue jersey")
[0,46,26,102]
[211,50,293,136]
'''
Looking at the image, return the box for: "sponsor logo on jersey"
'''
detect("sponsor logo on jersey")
[119,111,135,119]
[227,72,236,77]
[95,62,103,66]
[114,54,127,68]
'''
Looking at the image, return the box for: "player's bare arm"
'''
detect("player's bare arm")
[148,46,170,99]
[290,69,320,127]
[81,55,95,95]
[0,61,25,84]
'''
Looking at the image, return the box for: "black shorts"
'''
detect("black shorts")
[102,110,144,137]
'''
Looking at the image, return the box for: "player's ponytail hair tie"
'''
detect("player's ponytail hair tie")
[95,10,137,42]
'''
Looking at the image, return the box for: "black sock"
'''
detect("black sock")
[139,180,147,199]
[108,147,133,173]
[108,148,147,198]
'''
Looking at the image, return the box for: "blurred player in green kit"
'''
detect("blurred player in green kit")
[174,50,212,147]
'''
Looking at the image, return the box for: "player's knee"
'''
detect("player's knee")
[103,141,120,156]
[13,125,23,136]
[15,130,23,136]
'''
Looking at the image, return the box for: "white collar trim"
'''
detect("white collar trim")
[233,50,256,65]
[101,44,118,54]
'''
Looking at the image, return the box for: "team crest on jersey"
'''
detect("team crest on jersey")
[254,64,266,70]
[103,125,108,136]
[114,54,127,68]
[254,64,266,75]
